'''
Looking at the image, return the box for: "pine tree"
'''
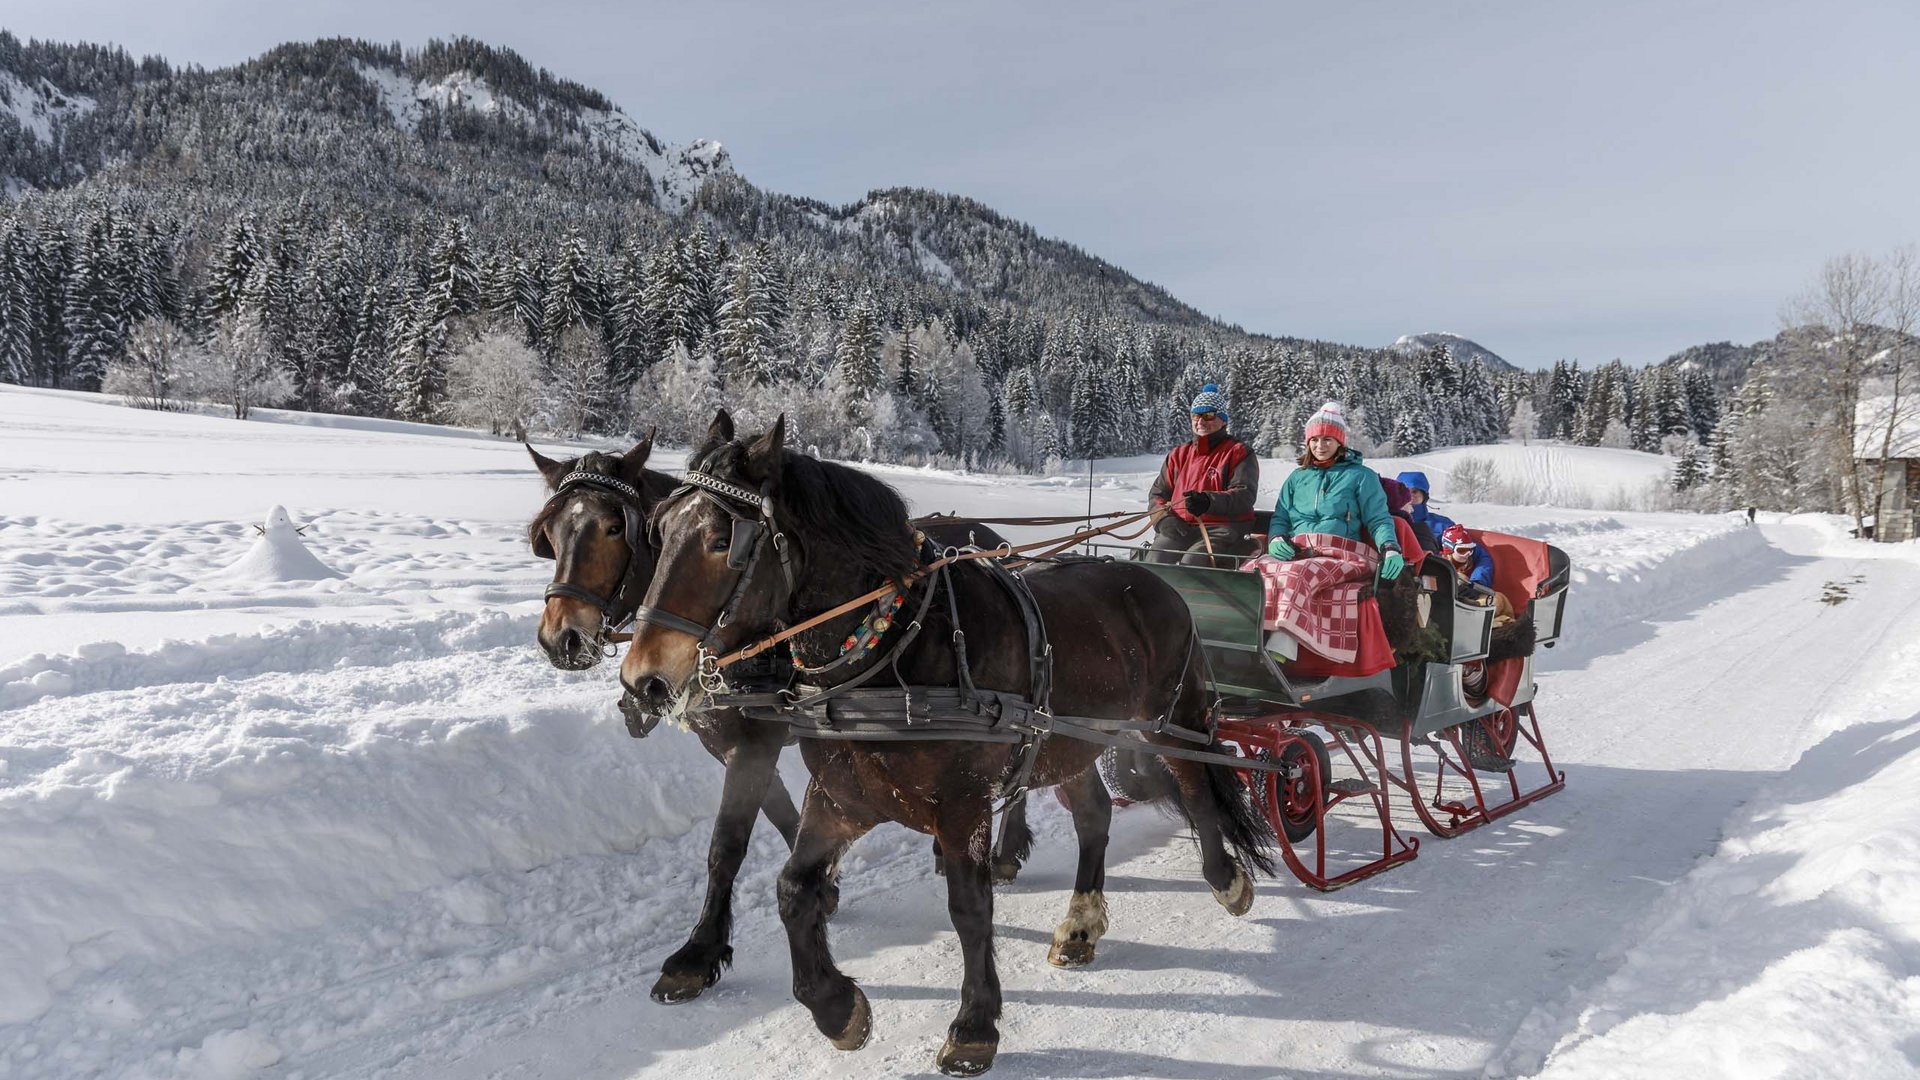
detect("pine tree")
[0,222,36,384]
[205,214,261,317]
[62,215,124,389]
[834,294,884,406]
[1671,441,1706,491]
[540,227,600,355]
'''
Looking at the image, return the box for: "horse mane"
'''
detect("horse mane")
[526,451,677,549]
[690,438,921,587]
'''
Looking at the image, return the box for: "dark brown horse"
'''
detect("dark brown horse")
[619,412,1274,1076]
[525,438,1039,1006]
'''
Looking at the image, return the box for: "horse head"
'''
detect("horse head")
[618,410,798,713]
[526,433,661,671]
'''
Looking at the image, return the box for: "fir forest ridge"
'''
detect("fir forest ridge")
[0,30,1744,478]
[0,32,1525,468]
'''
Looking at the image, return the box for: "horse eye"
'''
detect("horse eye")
[607,519,623,536]
[709,534,731,553]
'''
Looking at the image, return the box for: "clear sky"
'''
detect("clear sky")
[5,0,1918,369]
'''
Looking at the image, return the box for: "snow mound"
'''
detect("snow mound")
[206,506,342,582]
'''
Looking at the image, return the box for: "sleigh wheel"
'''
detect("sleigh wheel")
[1248,731,1331,843]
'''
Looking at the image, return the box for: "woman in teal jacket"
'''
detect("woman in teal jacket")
[1267,402,1403,580]
[1254,401,1405,663]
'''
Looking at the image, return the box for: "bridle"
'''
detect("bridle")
[531,470,654,649]
[632,469,799,676]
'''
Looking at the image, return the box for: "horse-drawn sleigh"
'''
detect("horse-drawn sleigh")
[526,412,1571,1075]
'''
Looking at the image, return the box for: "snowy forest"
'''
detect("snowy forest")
[2,32,1913,518]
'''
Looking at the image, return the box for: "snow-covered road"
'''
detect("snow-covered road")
[395,522,1920,1080]
[4,386,1917,1080]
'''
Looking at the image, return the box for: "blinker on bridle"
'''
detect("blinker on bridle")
[533,470,652,645]
[630,470,798,655]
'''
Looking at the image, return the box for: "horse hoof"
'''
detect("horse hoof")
[1212,868,1254,917]
[1047,938,1096,968]
[649,971,711,1005]
[830,985,872,1051]
[990,860,1021,885]
[936,1035,998,1076]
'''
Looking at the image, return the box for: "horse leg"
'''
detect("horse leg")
[1047,768,1111,968]
[748,733,840,916]
[651,737,785,1004]
[779,781,875,1051]
[989,792,1034,884]
[930,800,1002,1076]
[1157,755,1260,916]
[931,834,946,877]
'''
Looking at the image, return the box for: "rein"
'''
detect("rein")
[701,504,1170,670]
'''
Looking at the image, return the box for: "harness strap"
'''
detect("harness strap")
[707,506,1170,670]
[545,582,618,616]
[632,604,713,640]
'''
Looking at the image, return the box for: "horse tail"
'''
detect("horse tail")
[1196,749,1277,878]
[1158,622,1278,878]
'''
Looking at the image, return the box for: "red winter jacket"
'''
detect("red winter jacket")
[1149,431,1259,525]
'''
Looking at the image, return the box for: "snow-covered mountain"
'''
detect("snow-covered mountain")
[347,59,731,213]
[1392,331,1519,373]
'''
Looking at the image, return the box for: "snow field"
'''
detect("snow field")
[4,385,1917,1078]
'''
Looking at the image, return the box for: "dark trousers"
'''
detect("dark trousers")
[1146,518,1256,568]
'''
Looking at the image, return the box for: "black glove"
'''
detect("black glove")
[1182,491,1212,515]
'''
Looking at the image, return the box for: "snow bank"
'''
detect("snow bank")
[1494,634,1920,1078]
[0,611,716,1034]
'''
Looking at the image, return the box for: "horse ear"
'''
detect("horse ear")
[708,409,735,444]
[526,444,569,490]
[745,415,787,483]
[619,429,655,483]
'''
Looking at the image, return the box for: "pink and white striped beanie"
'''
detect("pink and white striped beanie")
[1304,401,1349,445]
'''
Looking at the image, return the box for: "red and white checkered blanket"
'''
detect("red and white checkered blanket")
[1243,532,1380,663]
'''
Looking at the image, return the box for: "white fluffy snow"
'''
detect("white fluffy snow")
[0,70,96,145]
[3,384,1917,1079]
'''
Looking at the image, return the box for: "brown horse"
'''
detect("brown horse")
[618,412,1274,1076]
[525,438,1041,1005]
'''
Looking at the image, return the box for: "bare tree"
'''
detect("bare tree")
[1448,455,1499,501]
[543,326,611,437]
[446,330,544,439]
[1784,253,1890,532]
[1859,245,1920,534]
[103,318,200,410]
[181,314,294,420]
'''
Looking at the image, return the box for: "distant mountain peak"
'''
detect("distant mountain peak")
[348,57,732,212]
[1390,332,1518,373]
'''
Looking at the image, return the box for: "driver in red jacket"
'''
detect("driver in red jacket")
[1146,384,1260,567]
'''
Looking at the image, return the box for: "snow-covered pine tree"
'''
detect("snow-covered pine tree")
[603,245,653,389]
[205,214,261,318]
[61,213,123,390]
[1671,441,1706,491]
[0,221,38,385]
[834,294,884,409]
[540,227,600,357]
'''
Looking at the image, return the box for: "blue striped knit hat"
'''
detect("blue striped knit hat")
[1189,384,1229,423]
